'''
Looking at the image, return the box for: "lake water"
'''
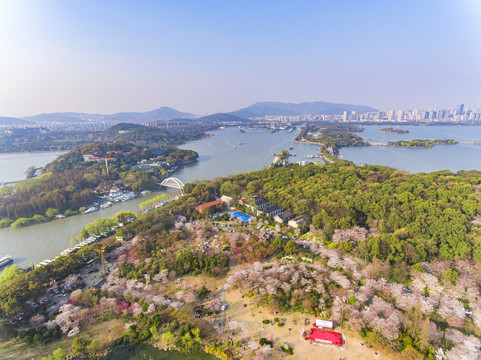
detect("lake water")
[177,127,323,181]
[0,151,66,184]
[340,125,481,173]
[1,125,481,268]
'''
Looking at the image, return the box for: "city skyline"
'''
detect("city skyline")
[1,0,481,117]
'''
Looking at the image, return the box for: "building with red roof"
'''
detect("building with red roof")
[309,328,344,347]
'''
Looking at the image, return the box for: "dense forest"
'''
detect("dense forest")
[0,142,198,225]
[192,164,481,264]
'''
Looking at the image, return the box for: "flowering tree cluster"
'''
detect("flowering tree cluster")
[332,226,368,243]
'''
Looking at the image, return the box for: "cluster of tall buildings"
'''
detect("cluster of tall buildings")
[342,104,481,123]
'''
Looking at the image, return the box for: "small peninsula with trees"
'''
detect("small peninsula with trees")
[380,128,409,134]
[387,138,457,148]
[294,124,369,148]
[0,142,198,228]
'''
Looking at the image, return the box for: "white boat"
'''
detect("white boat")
[38,259,54,266]
[100,201,113,209]
[83,207,99,214]
[140,190,151,196]
[0,255,13,268]
[120,192,137,201]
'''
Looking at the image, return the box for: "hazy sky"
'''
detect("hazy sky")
[1,0,480,117]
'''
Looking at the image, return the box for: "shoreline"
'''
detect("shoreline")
[182,132,216,144]
[0,158,196,231]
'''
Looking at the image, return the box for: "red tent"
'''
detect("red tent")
[310,328,343,347]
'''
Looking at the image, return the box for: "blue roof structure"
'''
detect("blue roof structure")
[231,211,252,223]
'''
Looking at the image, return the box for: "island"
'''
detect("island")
[294,124,369,148]
[380,127,409,134]
[387,138,457,148]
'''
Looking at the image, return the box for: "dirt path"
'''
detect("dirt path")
[225,289,391,360]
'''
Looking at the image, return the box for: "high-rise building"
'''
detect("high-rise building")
[387,110,395,121]
[396,110,404,122]
[456,104,465,115]
[342,111,348,122]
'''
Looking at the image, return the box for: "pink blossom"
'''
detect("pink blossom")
[247,339,259,351]
[361,296,402,341]
[332,226,368,243]
[330,271,351,289]
[255,345,272,359]
[446,335,481,360]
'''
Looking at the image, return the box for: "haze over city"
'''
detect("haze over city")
[1,0,480,117]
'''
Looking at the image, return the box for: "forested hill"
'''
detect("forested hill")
[0,122,213,152]
[204,164,481,263]
[0,142,198,227]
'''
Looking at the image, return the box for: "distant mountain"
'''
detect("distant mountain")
[0,116,30,125]
[17,107,193,124]
[231,101,378,118]
[197,113,250,123]
[103,107,194,123]
[22,113,86,123]
[60,112,105,122]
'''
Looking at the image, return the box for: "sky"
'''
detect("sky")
[0,0,480,117]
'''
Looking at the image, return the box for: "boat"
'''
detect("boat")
[233,146,236,149]
[100,201,113,209]
[83,207,99,214]
[140,190,151,196]
[289,147,294,150]
[120,191,137,201]
[0,255,13,268]
[239,129,245,133]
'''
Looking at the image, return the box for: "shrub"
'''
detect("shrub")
[259,338,273,347]
[280,343,293,355]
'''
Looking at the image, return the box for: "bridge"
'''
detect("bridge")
[159,177,185,195]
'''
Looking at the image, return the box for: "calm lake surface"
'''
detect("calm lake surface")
[0,151,66,184]
[1,125,481,268]
[340,125,481,173]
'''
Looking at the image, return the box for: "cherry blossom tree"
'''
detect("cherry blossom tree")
[255,345,272,359]
[332,226,368,243]
[446,335,481,360]
[361,296,402,341]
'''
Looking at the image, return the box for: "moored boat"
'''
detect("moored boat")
[100,201,113,209]
[0,255,13,268]
[83,207,99,214]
